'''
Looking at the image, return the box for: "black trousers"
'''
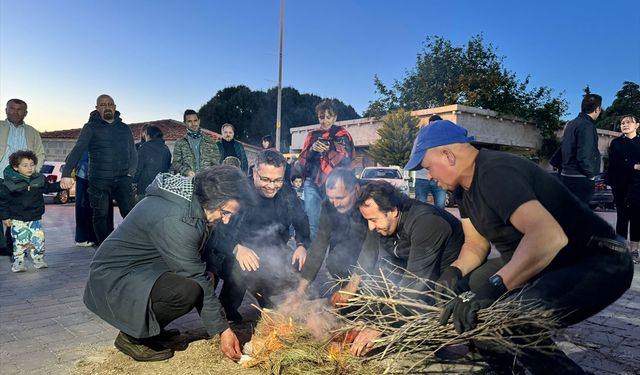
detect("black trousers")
[218,247,299,322]
[149,272,203,332]
[75,177,115,243]
[466,244,633,374]
[88,176,134,245]
[613,187,640,241]
[560,176,595,205]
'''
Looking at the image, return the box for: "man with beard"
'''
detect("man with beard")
[171,109,220,177]
[334,180,464,356]
[216,123,248,174]
[289,168,367,299]
[60,94,137,245]
[209,150,310,323]
[84,166,254,362]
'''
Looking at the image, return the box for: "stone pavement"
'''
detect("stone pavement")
[0,205,638,374]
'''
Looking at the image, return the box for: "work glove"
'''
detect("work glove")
[435,266,463,298]
[439,279,507,334]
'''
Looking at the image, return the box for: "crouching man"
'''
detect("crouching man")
[408,120,633,373]
[83,166,255,362]
[337,180,464,356]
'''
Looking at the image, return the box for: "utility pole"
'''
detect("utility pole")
[275,0,284,151]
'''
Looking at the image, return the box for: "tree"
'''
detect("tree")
[198,86,360,149]
[368,110,419,167]
[365,35,567,157]
[596,81,640,131]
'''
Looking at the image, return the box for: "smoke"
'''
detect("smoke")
[276,292,338,341]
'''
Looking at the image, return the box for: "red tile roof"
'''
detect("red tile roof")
[41,119,260,151]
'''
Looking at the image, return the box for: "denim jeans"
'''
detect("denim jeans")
[303,179,324,241]
[415,178,446,208]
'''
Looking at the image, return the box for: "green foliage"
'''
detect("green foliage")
[364,35,568,157]
[368,110,419,166]
[198,86,359,149]
[596,81,640,131]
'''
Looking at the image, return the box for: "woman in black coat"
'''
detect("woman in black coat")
[605,115,640,257]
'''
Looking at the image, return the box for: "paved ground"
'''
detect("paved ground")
[0,204,638,374]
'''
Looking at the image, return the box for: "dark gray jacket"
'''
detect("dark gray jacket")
[560,112,601,178]
[134,138,172,195]
[83,174,227,338]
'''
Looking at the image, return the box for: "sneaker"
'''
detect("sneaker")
[11,259,26,273]
[32,257,48,269]
[114,332,173,362]
[75,241,95,247]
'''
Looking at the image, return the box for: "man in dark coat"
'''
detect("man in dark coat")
[83,166,255,362]
[559,93,603,203]
[208,150,310,322]
[61,94,137,245]
[134,125,171,202]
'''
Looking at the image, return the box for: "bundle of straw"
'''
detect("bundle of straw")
[329,265,562,374]
[243,307,383,375]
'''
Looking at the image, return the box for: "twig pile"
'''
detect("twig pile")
[242,306,382,375]
[330,265,562,374]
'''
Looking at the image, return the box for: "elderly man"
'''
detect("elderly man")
[84,166,255,362]
[0,99,46,255]
[208,150,310,323]
[61,94,137,245]
[406,120,633,373]
[216,123,248,173]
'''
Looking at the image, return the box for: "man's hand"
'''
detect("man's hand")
[439,279,506,333]
[331,275,360,307]
[351,328,381,356]
[291,246,307,271]
[2,219,12,227]
[219,328,241,361]
[60,177,75,190]
[187,171,196,177]
[311,140,330,153]
[634,163,640,171]
[235,244,260,272]
[435,266,463,298]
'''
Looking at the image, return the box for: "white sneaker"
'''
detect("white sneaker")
[11,259,26,273]
[32,257,48,269]
[75,241,95,247]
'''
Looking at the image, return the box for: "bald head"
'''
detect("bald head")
[95,94,116,122]
[422,143,478,191]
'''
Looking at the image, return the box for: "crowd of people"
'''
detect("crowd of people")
[0,92,637,373]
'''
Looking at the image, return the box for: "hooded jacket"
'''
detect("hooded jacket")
[62,111,137,179]
[0,165,61,221]
[134,138,172,195]
[83,173,228,338]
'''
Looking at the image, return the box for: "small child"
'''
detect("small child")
[0,150,62,272]
[291,175,304,201]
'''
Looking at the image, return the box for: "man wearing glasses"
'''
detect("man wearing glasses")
[208,149,310,323]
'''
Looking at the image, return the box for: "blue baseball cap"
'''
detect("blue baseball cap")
[404,120,475,171]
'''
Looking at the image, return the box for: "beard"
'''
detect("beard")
[103,111,114,120]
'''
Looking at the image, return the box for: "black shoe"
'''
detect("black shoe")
[114,332,174,362]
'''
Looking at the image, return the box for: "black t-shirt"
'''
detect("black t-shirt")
[459,149,615,265]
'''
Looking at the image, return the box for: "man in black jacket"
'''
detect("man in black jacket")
[289,168,366,299]
[560,93,603,203]
[337,181,464,356]
[61,94,137,245]
[209,150,310,322]
[134,125,171,202]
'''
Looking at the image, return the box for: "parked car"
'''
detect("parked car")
[359,167,410,195]
[40,161,75,204]
[589,173,614,210]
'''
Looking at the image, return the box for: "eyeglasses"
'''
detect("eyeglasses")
[255,171,284,186]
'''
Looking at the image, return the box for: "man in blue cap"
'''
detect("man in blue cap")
[405,120,633,374]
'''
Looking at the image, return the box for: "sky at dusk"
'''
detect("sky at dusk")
[1,0,639,133]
